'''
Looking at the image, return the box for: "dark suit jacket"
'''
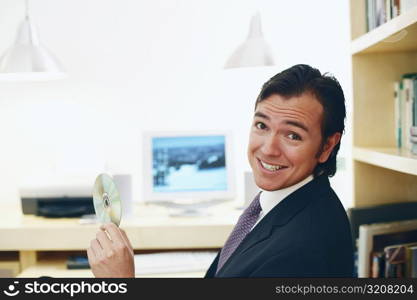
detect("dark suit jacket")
[205,175,354,277]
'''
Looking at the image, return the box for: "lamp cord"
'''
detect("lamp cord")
[25,0,29,18]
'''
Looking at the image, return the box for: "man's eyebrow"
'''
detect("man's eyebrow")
[285,120,309,132]
[254,111,309,132]
[254,112,270,120]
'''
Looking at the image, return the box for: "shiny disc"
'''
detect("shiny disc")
[93,173,122,226]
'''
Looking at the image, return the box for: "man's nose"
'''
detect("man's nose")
[261,135,282,156]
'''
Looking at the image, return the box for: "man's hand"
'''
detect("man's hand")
[87,223,135,278]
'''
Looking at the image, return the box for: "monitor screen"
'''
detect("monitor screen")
[143,132,235,202]
[152,135,227,192]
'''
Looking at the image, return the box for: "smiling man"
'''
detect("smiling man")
[204,64,354,277]
[87,64,354,278]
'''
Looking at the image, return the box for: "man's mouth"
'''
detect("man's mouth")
[258,159,288,172]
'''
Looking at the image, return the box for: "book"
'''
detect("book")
[357,219,417,277]
[384,242,417,277]
[400,0,417,14]
[409,75,417,153]
[402,74,417,150]
[367,0,376,31]
[386,0,393,20]
[413,78,417,127]
[376,0,387,26]
[392,0,401,17]
[410,246,417,277]
[394,82,401,148]
[394,73,417,153]
[371,251,385,278]
[412,143,417,155]
[347,201,417,251]
[384,244,407,277]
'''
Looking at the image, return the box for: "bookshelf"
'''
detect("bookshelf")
[350,2,417,207]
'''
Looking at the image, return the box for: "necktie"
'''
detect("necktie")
[216,193,262,274]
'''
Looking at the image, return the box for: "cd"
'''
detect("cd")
[93,173,122,226]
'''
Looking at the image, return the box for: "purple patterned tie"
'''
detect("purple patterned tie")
[216,193,262,274]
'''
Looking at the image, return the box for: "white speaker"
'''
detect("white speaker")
[113,174,134,219]
[244,171,259,208]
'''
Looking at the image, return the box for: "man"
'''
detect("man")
[87,64,354,278]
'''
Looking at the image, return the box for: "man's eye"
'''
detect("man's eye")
[255,122,266,130]
[288,133,302,141]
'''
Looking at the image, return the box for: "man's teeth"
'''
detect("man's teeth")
[260,161,286,171]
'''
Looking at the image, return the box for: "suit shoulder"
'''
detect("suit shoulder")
[308,184,348,221]
[296,182,352,241]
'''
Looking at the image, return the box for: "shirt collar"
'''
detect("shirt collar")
[259,175,314,216]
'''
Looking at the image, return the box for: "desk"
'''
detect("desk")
[0,202,240,277]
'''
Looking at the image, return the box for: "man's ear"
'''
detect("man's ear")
[318,132,341,163]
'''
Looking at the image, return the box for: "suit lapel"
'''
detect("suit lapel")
[216,175,329,276]
[204,251,220,278]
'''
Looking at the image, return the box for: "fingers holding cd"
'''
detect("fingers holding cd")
[100,223,125,246]
[96,230,113,251]
[119,228,133,253]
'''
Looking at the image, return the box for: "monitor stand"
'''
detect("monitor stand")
[153,198,229,217]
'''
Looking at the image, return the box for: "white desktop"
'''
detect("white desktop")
[142,131,235,216]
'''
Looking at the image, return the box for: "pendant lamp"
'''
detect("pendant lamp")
[0,0,67,81]
[224,12,275,69]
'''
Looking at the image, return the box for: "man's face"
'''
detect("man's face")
[248,92,335,191]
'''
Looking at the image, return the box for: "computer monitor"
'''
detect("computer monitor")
[142,131,235,215]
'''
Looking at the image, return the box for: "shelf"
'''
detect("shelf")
[353,147,417,175]
[351,6,417,55]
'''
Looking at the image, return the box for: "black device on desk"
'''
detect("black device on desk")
[20,184,95,217]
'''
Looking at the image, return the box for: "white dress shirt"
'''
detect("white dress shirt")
[251,175,314,230]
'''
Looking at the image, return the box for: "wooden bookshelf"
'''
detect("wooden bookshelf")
[350,1,417,208]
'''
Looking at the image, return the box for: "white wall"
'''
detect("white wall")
[0,0,352,207]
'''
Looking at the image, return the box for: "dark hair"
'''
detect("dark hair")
[255,64,346,177]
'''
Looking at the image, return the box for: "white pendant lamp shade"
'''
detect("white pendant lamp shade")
[0,3,66,81]
[224,12,275,69]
